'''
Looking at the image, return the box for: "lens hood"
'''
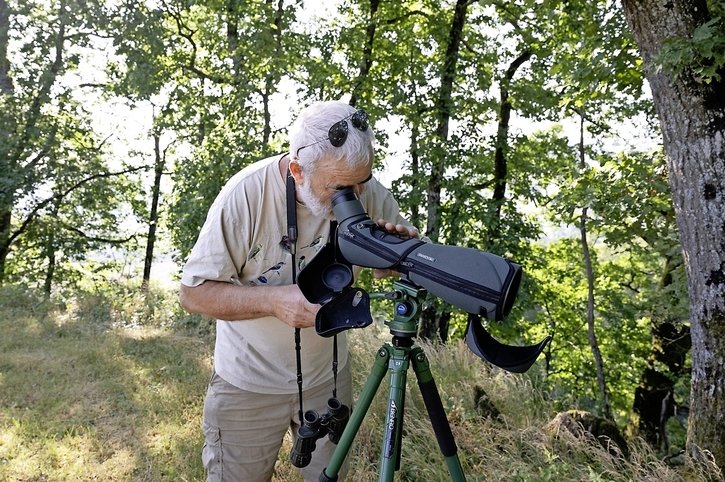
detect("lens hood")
[465,314,552,373]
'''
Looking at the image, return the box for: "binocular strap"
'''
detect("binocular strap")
[286,165,342,423]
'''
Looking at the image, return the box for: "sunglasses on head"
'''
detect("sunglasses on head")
[295,109,369,158]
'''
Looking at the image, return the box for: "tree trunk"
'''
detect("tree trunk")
[43,203,60,296]
[419,0,468,342]
[491,51,531,240]
[0,0,10,92]
[408,119,421,229]
[577,113,612,419]
[581,207,612,419]
[622,0,725,466]
[425,0,467,243]
[261,0,284,148]
[349,0,380,108]
[0,0,13,282]
[142,131,165,290]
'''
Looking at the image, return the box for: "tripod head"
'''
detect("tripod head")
[370,278,427,339]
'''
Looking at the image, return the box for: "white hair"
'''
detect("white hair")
[289,101,375,173]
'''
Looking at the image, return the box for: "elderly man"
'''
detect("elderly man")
[179,100,418,481]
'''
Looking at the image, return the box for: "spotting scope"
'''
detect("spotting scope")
[329,188,521,321]
[297,187,551,373]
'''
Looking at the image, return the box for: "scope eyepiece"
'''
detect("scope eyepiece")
[331,187,358,205]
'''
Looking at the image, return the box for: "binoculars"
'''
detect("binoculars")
[290,397,351,468]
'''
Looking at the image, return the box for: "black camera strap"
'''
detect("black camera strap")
[286,168,305,424]
[286,165,340,422]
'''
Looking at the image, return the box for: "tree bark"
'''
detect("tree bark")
[143,131,165,290]
[491,51,531,240]
[408,119,421,229]
[43,203,60,296]
[0,0,11,94]
[581,207,612,419]
[261,0,284,148]
[419,0,469,341]
[622,0,725,466]
[0,0,12,283]
[426,0,468,243]
[349,0,380,108]
[577,113,612,419]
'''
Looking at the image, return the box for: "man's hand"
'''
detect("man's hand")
[273,285,320,328]
[375,219,419,239]
[372,219,420,279]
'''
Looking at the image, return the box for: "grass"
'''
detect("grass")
[0,284,721,481]
[0,285,210,481]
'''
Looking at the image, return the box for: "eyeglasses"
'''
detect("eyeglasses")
[295,109,369,158]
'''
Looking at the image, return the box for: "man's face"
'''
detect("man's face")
[296,156,373,219]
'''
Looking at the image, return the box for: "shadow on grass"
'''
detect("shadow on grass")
[0,286,212,481]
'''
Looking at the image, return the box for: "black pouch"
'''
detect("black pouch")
[298,242,372,336]
[298,243,353,303]
[315,287,373,337]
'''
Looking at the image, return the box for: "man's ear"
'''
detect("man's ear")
[289,160,304,183]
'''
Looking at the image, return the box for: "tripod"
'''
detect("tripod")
[319,279,466,482]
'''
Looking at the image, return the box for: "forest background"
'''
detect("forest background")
[1,0,724,480]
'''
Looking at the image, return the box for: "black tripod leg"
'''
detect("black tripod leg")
[410,347,466,481]
[395,383,406,472]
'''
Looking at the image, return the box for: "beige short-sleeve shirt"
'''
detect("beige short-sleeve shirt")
[181,154,412,393]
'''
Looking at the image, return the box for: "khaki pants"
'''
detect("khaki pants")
[202,365,352,482]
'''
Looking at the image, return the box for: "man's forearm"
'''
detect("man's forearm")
[179,280,283,321]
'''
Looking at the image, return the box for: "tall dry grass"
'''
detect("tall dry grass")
[0,284,720,481]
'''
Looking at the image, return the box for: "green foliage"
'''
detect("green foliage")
[0,0,147,290]
[516,144,688,426]
[656,5,725,84]
[523,239,651,420]
[104,0,309,259]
